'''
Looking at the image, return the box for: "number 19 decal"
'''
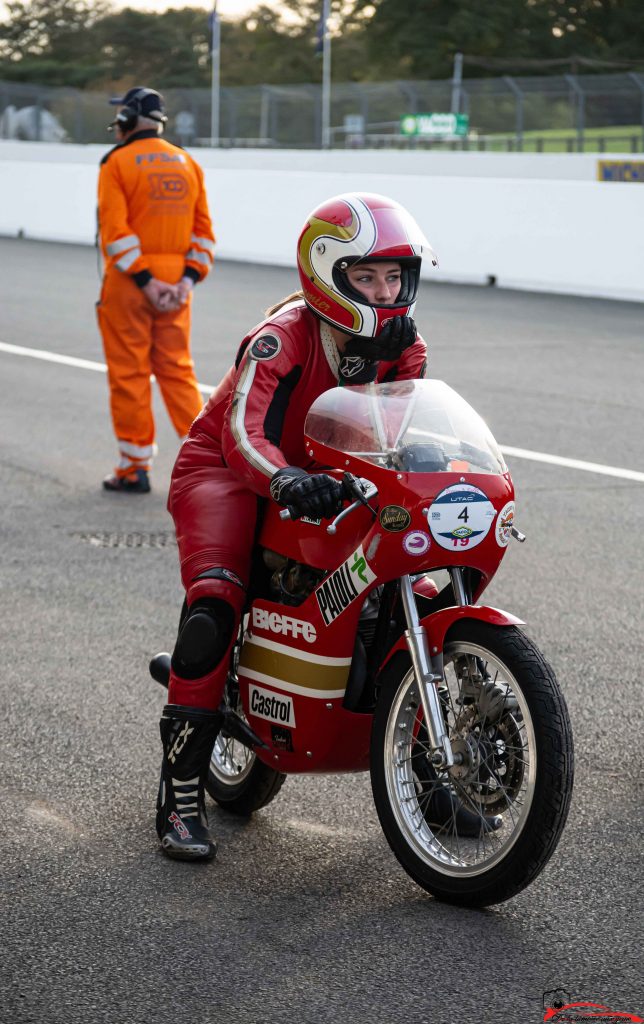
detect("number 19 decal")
[428,484,496,551]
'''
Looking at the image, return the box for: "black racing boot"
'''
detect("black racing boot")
[415,730,502,837]
[426,780,502,837]
[156,704,222,861]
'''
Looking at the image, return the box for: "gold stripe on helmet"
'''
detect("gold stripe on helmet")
[299,212,363,332]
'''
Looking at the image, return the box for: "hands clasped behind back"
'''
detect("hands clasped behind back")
[142,276,194,313]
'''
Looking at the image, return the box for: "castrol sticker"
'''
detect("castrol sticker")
[428,483,496,551]
[249,684,296,727]
[496,501,515,548]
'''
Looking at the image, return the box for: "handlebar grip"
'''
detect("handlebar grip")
[279,505,301,521]
[279,474,376,523]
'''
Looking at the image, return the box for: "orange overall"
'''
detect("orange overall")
[97,129,215,477]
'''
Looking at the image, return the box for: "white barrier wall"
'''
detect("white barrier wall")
[1,141,643,302]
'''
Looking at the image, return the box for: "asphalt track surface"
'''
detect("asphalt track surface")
[1,237,643,1024]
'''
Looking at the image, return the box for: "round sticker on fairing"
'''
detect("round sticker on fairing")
[402,530,431,556]
[250,334,282,361]
[495,501,515,548]
[379,505,411,533]
[428,483,496,551]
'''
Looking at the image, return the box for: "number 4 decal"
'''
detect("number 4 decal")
[428,484,496,551]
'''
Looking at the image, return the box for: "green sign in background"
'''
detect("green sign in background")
[400,113,470,137]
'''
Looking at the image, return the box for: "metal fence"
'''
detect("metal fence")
[1,71,643,151]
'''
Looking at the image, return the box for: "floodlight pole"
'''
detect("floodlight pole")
[210,3,221,147]
[451,52,463,114]
[321,0,331,148]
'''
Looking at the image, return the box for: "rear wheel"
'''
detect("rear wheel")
[206,681,286,816]
[370,622,574,906]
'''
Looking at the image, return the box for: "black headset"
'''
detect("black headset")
[109,88,167,134]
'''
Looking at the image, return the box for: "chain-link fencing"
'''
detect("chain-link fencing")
[1,71,643,151]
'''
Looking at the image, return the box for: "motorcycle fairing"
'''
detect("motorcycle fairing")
[239,624,352,701]
[258,495,374,570]
[242,382,521,774]
[236,594,372,774]
[260,469,513,605]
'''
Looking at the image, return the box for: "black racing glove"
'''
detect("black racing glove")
[338,353,378,386]
[270,467,344,520]
[345,315,417,362]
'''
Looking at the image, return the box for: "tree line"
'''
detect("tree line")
[0,0,642,90]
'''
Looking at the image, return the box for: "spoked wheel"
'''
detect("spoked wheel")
[371,622,574,906]
[206,680,286,816]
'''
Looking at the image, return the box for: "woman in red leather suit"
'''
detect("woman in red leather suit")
[156,192,438,861]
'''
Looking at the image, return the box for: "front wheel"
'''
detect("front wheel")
[370,622,574,907]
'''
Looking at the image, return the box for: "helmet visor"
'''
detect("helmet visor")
[367,204,432,260]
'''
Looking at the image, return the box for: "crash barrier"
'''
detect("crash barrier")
[1,142,643,302]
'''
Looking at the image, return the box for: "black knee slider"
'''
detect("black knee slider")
[171,598,235,680]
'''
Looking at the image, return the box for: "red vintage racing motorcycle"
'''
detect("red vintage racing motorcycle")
[156,379,574,907]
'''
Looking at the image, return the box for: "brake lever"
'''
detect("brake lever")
[327,475,378,535]
[326,499,363,535]
[342,472,378,516]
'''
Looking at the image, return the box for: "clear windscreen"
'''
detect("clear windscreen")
[305,379,506,475]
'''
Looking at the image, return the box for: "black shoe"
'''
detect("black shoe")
[156,704,222,861]
[103,468,150,493]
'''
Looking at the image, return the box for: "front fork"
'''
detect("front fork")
[399,568,469,770]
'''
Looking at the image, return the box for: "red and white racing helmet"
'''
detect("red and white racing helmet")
[297,192,437,338]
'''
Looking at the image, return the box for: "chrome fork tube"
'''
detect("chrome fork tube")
[449,566,470,606]
[399,575,454,768]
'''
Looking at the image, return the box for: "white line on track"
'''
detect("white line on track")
[0,341,111,376]
[499,445,644,483]
[0,340,214,394]
[2,340,643,484]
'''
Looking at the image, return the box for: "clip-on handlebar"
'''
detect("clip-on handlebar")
[278,472,378,532]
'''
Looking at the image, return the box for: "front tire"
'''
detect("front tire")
[370,622,574,906]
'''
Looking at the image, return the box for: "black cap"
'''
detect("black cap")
[108,86,167,122]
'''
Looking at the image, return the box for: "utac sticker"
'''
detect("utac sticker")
[428,483,495,551]
[496,501,515,548]
[250,334,281,361]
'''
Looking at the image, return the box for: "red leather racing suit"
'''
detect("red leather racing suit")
[168,299,427,709]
